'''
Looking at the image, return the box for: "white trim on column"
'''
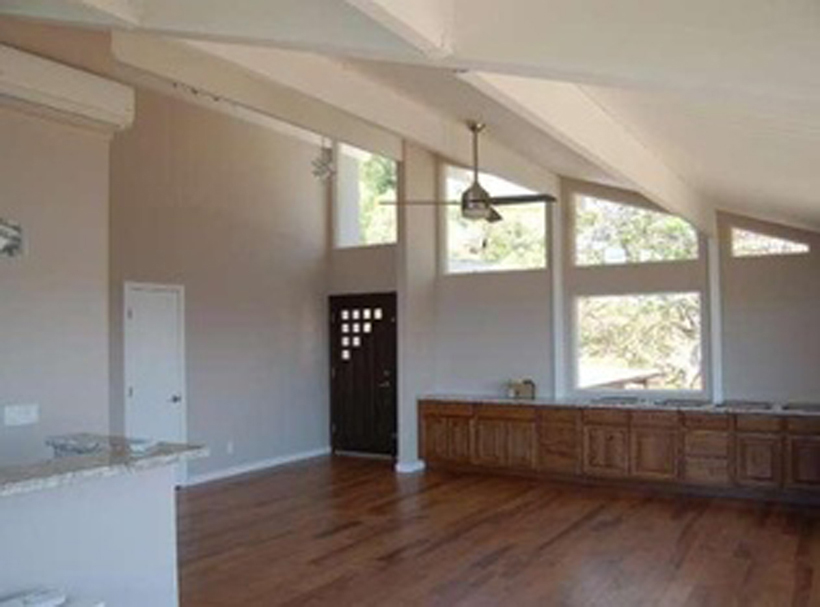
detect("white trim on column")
[707,236,724,403]
[395,460,426,474]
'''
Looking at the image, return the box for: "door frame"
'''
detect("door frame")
[123,282,188,464]
[329,291,398,457]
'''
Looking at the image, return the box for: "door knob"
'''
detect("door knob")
[170,394,183,403]
[378,381,391,389]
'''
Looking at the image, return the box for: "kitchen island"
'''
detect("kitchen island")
[0,434,207,607]
[420,396,820,502]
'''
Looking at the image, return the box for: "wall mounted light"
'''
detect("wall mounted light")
[0,218,23,257]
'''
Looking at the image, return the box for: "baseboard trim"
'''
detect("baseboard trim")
[185,447,331,486]
[395,459,426,474]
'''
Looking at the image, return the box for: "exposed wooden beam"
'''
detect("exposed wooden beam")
[460,71,716,234]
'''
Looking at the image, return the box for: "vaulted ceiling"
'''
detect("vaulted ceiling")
[2,0,819,231]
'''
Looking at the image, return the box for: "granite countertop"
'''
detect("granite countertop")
[422,394,820,416]
[0,433,209,499]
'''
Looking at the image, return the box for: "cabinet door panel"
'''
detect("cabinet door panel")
[507,421,536,470]
[539,423,580,474]
[736,434,782,488]
[474,419,508,467]
[583,426,629,478]
[786,436,820,489]
[684,430,730,459]
[422,415,448,463]
[631,427,679,481]
[448,417,473,464]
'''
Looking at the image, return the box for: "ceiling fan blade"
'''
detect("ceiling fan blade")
[379,200,462,206]
[486,193,557,206]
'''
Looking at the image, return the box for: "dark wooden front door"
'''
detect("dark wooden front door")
[330,292,397,456]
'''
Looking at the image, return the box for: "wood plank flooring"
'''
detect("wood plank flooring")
[178,456,820,606]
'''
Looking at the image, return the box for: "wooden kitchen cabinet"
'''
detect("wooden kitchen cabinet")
[538,409,581,475]
[630,427,679,481]
[420,402,473,465]
[420,399,820,502]
[473,406,536,470]
[735,433,783,488]
[474,417,508,467]
[786,436,820,489]
[583,425,629,478]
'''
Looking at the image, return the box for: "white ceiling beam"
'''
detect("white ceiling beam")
[177,39,556,193]
[345,0,454,59]
[460,71,715,234]
[0,0,142,27]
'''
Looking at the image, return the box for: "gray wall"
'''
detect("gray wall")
[435,270,553,396]
[720,212,820,402]
[0,107,110,461]
[110,89,330,476]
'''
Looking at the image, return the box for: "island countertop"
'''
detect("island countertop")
[0,433,208,498]
[421,394,820,416]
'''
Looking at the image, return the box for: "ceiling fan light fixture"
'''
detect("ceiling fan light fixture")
[461,181,492,220]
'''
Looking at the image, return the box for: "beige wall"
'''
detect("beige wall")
[110,89,330,476]
[435,270,553,396]
[719,212,820,402]
[0,107,110,460]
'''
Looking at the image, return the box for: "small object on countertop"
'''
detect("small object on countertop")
[507,379,536,400]
[127,438,159,455]
[0,588,67,607]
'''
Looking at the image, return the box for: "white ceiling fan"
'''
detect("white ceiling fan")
[389,121,557,222]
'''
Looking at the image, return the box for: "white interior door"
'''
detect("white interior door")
[124,283,186,482]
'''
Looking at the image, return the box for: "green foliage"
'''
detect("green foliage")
[576,196,698,265]
[579,293,702,390]
[358,153,397,245]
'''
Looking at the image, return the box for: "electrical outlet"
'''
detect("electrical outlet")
[4,403,39,427]
[226,440,234,455]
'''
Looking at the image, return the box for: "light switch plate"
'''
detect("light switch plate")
[4,403,39,427]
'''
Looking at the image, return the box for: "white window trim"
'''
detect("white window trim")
[562,179,713,400]
[439,162,550,276]
[333,141,399,249]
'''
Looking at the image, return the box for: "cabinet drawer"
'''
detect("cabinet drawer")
[631,410,678,428]
[583,409,630,426]
[684,430,730,458]
[682,413,731,431]
[786,417,820,436]
[736,415,783,433]
[684,457,731,486]
[476,405,536,421]
[420,402,473,417]
[540,407,580,425]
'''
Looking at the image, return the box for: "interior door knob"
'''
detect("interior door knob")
[170,394,182,403]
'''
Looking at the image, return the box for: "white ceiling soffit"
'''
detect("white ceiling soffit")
[342,58,617,188]
[460,72,715,234]
[583,85,820,232]
[0,0,143,27]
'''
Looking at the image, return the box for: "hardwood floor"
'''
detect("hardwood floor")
[178,456,820,606]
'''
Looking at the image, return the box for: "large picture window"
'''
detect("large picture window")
[566,182,707,395]
[445,166,547,273]
[575,194,698,266]
[335,143,397,248]
[576,293,703,391]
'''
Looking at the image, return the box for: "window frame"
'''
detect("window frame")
[332,142,399,250]
[561,179,712,400]
[439,162,551,276]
